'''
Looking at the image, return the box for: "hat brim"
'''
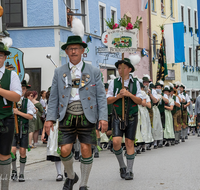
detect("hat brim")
[61,42,87,50]
[0,50,10,55]
[163,89,171,92]
[115,60,135,72]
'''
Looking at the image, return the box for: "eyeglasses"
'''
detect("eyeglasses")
[0,54,5,58]
[67,47,83,52]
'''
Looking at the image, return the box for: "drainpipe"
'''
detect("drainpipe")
[148,0,152,80]
[1,0,6,32]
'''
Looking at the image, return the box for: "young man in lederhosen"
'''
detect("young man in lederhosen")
[107,58,142,180]
[0,42,22,190]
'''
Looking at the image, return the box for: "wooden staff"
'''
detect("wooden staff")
[122,53,125,121]
[13,102,20,144]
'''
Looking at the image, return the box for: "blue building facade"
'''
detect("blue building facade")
[6,0,121,90]
[178,0,200,98]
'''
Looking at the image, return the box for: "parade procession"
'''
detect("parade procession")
[1,0,200,190]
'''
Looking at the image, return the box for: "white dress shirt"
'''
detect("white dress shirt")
[69,61,83,103]
[0,65,22,96]
[106,75,142,100]
[20,96,36,116]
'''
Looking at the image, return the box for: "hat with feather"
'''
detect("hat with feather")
[115,54,141,73]
[0,37,13,55]
[155,80,164,87]
[21,73,31,89]
[173,81,181,89]
[168,82,174,91]
[163,85,171,92]
[61,18,87,50]
[142,74,151,82]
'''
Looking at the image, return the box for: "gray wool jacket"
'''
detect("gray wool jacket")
[46,62,108,123]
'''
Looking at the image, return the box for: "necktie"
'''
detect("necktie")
[71,66,77,97]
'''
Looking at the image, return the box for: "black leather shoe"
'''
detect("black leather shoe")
[79,187,88,190]
[63,173,79,190]
[146,146,151,150]
[125,172,133,180]
[75,151,80,160]
[171,141,175,146]
[154,145,157,149]
[181,138,185,142]
[136,149,141,154]
[94,152,99,158]
[141,148,145,152]
[175,140,179,144]
[158,144,163,148]
[18,174,25,182]
[11,170,17,181]
[120,167,126,179]
[165,142,170,147]
[185,136,188,139]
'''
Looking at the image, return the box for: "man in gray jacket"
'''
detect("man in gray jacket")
[45,35,108,190]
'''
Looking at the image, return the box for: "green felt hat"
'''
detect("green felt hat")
[155,82,163,87]
[163,86,171,92]
[21,80,31,89]
[149,83,155,88]
[48,86,51,92]
[61,35,87,50]
[115,58,135,72]
[179,84,185,89]
[170,86,174,91]
[0,42,10,55]
[104,83,109,89]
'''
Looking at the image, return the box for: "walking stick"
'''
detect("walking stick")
[13,102,20,145]
[121,53,125,130]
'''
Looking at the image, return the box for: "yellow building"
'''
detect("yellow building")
[151,0,180,84]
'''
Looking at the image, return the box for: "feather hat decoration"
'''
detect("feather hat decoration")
[109,74,116,80]
[143,74,150,80]
[71,18,85,39]
[129,54,141,66]
[2,37,13,49]
[24,73,30,83]
[138,78,143,83]
[158,80,164,86]
[168,82,174,88]
[133,75,138,78]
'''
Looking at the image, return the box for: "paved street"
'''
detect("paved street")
[10,135,200,190]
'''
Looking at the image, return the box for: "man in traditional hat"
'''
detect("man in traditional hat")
[0,42,22,190]
[45,34,108,190]
[11,79,35,182]
[179,84,190,142]
[107,57,142,180]
[155,80,169,147]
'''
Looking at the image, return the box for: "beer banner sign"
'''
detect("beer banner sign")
[5,47,25,82]
[107,27,138,53]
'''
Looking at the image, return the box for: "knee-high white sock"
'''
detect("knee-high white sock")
[113,147,126,169]
[19,156,27,175]
[0,158,12,190]
[60,152,75,179]
[79,156,93,188]
[55,161,62,175]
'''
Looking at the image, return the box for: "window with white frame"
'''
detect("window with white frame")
[170,0,174,17]
[161,0,165,15]
[188,8,191,27]
[5,0,23,27]
[189,47,192,66]
[111,7,117,23]
[153,34,157,58]
[194,10,197,29]
[81,0,86,31]
[181,6,184,22]
[99,3,106,35]
[152,0,156,12]
[66,0,73,27]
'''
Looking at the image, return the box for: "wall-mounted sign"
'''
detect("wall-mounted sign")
[165,69,175,80]
[187,75,198,81]
[101,32,108,46]
[107,27,138,53]
[6,47,25,82]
